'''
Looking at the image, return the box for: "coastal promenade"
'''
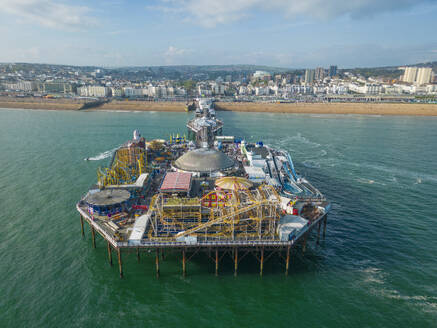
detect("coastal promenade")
[1,97,437,116]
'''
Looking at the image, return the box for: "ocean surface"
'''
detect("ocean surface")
[0,108,436,327]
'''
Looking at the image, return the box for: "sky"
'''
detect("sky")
[0,0,436,68]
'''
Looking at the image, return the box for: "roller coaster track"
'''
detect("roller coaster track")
[175,199,274,238]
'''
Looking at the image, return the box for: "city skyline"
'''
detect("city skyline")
[0,0,436,68]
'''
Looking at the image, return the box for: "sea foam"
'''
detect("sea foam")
[87,147,119,161]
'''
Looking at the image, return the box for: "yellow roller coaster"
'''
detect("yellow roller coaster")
[97,146,149,187]
[145,184,281,242]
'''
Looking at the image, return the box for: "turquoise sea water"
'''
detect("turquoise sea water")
[0,108,436,327]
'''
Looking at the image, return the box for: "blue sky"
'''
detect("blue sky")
[0,0,436,68]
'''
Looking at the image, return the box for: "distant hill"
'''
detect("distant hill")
[404,61,437,69]
[339,61,436,79]
[116,64,289,72]
[100,65,291,81]
[1,61,435,80]
[0,62,289,73]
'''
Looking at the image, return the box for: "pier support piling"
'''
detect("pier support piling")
[317,221,321,245]
[323,215,328,239]
[80,215,84,237]
[215,248,219,276]
[260,247,264,277]
[302,232,308,253]
[285,245,290,276]
[91,226,96,249]
[117,248,123,278]
[182,248,186,277]
[136,247,140,263]
[234,248,238,277]
[107,241,112,266]
[155,249,160,278]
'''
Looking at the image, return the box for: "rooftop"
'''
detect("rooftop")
[174,148,235,173]
[160,172,192,193]
[84,189,131,206]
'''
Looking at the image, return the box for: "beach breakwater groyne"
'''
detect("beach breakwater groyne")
[1,97,437,116]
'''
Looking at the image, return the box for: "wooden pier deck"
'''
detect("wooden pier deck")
[78,205,328,278]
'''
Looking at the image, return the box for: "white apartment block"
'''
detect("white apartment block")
[198,86,212,96]
[253,71,271,80]
[402,67,433,85]
[212,83,226,95]
[348,83,383,94]
[4,81,35,91]
[416,67,433,85]
[364,84,383,94]
[255,86,269,96]
[111,88,123,97]
[238,86,249,95]
[402,67,418,83]
[78,85,109,97]
[426,84,437,94]
[304,69,315,84]
[123,87,143,97]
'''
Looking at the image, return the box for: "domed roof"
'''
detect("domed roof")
[84,189,131,206]
[215,177,253,190]
[174,148,235,173]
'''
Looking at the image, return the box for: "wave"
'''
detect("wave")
[357,178,375,185]
[362,267,385,284]
[86,146,119,161]
[376,288,437,314]
[319,149,327,157]
[303,160,320,169]
[360,267,437,314]
[289,132,321,148]
[344,161,437,184]
[356,177,386,186]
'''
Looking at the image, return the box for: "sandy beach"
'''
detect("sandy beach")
[1,97,437,116]
[214,102,437,116]
[0,97,85,110]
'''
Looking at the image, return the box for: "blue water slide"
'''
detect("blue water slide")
[286,152,298,180]
[271,155,283,186]
[265,159,273,178]
[282,162,302,193]
[283,182,301,194]
[282,161,295,182]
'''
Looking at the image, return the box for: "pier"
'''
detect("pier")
[78,209,328,278]
[76,98,331,278]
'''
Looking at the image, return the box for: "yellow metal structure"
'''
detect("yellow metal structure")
[97,146,148,187]
[215,176,253,190]
[146,184,281,242]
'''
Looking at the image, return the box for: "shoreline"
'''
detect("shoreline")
[1,98,437,116]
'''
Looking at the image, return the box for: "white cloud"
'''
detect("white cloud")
[163,46,192,64]
[165,46,190,56]
[156,0,434,27]
[0,0,96,30]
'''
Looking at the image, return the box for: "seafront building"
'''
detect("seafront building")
[402,66,433,85]
[0,63,436,101]
[304,69,315,84]
[315,67,326,81]
[402,67,418,83]
[3,81,35,92]
[416,67,433,85]
[78,85,109,97]
[329,65,337,77]
[252,70,271,80]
